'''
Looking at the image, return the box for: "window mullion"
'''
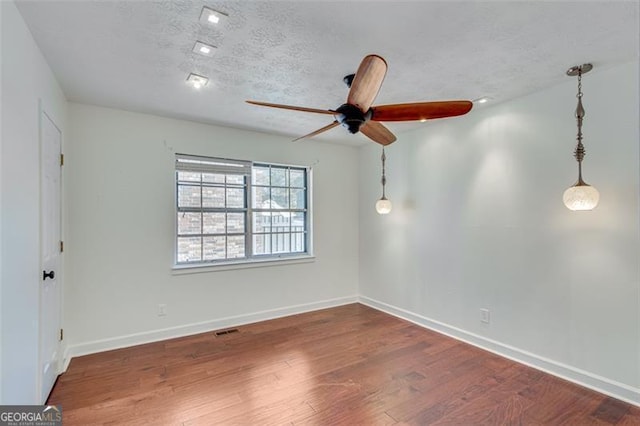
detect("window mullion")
[196,173,202,262]
[246,174,253,260]
[288,184,292,252]
[269,165,272,254]
[224,175,228,260]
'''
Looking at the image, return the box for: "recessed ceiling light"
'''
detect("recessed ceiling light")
[193,41,216,57]
[200,7,227,26]
[419,118,427,123]
[186,73,208,89]
[474,97,491,104]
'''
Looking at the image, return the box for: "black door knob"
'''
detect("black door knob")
[43,270,55,280]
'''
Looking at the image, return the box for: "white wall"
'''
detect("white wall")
[0,1,67,404]
[63,104,359,356]
[359,61,639,403]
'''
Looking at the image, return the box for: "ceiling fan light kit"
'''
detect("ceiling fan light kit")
[563,63,599,211]
[247,54,473,146]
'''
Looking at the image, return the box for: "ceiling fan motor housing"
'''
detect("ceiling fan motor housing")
[335,103,372,134]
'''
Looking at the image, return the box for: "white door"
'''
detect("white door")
[40,109,62,403]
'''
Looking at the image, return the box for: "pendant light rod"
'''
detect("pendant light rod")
[380,147,387,199]
[568,64,591,185]
[375,146,392,214]
[563,63,599,211]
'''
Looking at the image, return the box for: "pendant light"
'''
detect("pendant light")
[375,147,392,215]
[563,63,599,211]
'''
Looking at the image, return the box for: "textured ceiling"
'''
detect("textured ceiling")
[16,0,639,145]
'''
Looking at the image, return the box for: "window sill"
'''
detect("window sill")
[171,254,316,275]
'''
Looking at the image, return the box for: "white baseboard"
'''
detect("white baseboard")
[62,295,358,372]
[358,295,640,407]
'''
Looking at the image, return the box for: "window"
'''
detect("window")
[175,154,310,266]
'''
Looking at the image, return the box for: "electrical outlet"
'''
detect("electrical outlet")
[480,308,490,324]
[158,304,167,317]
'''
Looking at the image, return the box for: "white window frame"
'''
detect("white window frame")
[173,154,313,271]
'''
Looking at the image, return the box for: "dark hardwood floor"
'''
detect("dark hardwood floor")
[48,303,639,425]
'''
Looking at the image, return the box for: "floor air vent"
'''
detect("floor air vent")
[215,328,239,336]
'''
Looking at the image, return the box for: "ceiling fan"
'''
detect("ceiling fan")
[247,54,473,146]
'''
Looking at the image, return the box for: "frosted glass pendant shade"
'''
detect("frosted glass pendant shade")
[376,198,392,215]
[563,183,599,211]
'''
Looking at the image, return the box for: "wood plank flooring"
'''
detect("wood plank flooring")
[48,304,640,425]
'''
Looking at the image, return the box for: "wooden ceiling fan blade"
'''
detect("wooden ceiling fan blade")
[360,121,397,146]
[371,101,473,122]
[347,55,387,113]
[292,121,339,142]
[246,100,335,115]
